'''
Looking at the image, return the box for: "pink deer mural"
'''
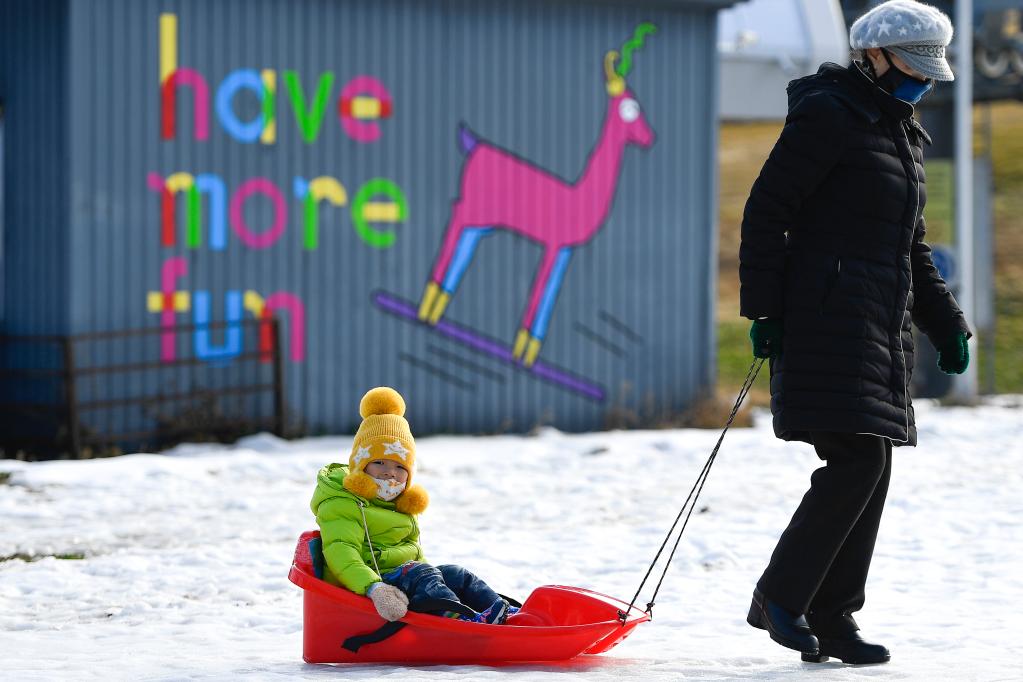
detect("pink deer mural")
[417,24,657,368]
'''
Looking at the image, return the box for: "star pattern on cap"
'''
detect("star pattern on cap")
[354,446,372,465]
[877,19,892,37]
[383,440,409,460]
[899,26,908,36]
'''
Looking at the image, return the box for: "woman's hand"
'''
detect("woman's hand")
[750,318,784,359]
[936,331,969,374]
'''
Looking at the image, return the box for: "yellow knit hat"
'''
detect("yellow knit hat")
[342,387,429,514]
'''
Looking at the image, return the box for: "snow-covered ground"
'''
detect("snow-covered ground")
[2,397,1021,681]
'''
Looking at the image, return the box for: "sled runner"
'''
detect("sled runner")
[289,530,649,664]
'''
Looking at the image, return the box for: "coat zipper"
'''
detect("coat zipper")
[890,120,915,438]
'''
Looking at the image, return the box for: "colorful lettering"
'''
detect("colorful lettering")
[283,70,335,143]
[216,69,267,143]
[293,176,348,250]
[195,174,227,251]
[229,177,287,249]
[243,290,274,363]
[147,172,200,248]
[161,69,210,141]
[338,76,392,143]
[266,292,306,363]
[351,178,407,249]
[193,290,243,361]
[159,15,395,145]
[146,257,190,362]
[150,15,405,371]
[261,69,276,144]
[159,13,177,85]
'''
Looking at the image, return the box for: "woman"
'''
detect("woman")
[738,0,972,666]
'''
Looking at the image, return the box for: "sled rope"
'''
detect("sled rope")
[621,356,765,624]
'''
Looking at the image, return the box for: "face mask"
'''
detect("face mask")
[874,49,933,104]
[372,476,406,501]
[893,78,933,104]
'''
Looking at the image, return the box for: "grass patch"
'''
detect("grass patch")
[0,472,10,485]
[0,552,87,563]
[983,290,1023,393]
[603,389,754,429]
[718,318,771,407]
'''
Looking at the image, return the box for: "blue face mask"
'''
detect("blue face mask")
[893,78,933,104]
[876,49,933,104]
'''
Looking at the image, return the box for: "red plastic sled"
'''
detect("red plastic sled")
[289,530,650,664]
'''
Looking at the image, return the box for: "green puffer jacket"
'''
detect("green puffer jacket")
[309,463,425,595]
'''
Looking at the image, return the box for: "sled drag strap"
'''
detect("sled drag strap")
[342,621,407,652]
[620,357,764,624]
[341,598,478,653]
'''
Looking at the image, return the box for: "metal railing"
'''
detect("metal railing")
[0,319,285,459]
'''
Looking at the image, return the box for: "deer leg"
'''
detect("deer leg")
[514,247,571,367]
[526,247,574,365]
[419,226,492,325]
[419,206,472,323]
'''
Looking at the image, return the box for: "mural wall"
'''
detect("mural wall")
[9,0,723,435]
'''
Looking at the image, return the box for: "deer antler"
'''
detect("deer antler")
[616,22,658,78]
[605,51,625,97]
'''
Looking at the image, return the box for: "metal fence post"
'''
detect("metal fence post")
[62,336,82,458]
[271,318,285,438]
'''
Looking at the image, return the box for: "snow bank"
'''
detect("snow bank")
[1,397,1021,680]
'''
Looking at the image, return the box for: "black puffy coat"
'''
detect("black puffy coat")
[739,62,972,448]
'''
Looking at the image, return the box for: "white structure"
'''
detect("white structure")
[951,0,979,401]
[718,0,849,120]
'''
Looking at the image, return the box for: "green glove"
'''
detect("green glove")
[937,332,969,374]
[749,319,783,359]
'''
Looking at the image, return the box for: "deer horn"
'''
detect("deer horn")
[617,23,657,79]
[605,51,625,97]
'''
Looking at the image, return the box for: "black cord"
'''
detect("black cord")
[621,357,765,623]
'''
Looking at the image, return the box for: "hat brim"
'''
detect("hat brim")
[888,46,955,81]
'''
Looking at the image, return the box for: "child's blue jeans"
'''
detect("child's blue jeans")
[380,562,500,613]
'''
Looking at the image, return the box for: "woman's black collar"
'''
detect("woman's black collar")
[843,61,916,122]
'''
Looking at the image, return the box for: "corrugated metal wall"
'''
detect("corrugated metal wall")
[0,0,70,336]
[0,1,70,414]
[5,0,726,437]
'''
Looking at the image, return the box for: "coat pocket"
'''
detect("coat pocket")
[819,256,842,315]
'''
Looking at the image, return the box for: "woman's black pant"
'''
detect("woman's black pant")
[757,431,893,636]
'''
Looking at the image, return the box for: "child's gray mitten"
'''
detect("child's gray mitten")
[367,583,409,621]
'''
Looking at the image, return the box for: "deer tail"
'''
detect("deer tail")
[457,121,480,156]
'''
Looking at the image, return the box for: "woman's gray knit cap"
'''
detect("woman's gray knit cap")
[849,0,955,81]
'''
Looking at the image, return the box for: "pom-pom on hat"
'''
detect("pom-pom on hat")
[342,387,428,514]
[849,1,955,81]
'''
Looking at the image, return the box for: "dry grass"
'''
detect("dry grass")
[603,387,755,430]
[717,102,1023,400]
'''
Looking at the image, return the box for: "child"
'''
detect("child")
[310,386,512,624]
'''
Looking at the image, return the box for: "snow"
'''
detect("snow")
[2,397,1021,680]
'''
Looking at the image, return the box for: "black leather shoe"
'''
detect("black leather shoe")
[802,632,890,664]
[747,588,819,655]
